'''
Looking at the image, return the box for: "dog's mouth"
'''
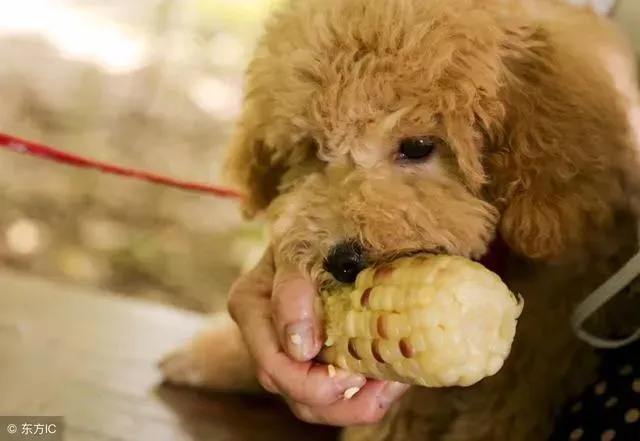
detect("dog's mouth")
[322,237,508,287]
[381,236,509,275]
[322,245,448,286]
[371,246,449,265]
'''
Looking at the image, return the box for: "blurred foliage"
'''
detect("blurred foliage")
[0,0,273,314]
[195,0,285,29]
[0,0,628,315]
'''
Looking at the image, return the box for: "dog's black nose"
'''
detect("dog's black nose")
[324,241,367,284]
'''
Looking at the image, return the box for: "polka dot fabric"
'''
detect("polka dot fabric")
[550,340,640,441]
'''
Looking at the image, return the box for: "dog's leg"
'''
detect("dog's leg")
[159,311,261,392]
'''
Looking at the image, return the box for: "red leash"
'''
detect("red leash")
[0,132,244,199]
[0,131,510,273]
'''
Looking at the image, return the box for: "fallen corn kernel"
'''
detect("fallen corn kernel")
[343,386,361,399]
[324,336,335,347]
[317,253,523,388]
[327,364,337,377]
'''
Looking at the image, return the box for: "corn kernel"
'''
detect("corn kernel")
[317,253,523,388]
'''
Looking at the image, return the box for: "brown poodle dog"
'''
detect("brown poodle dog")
[161,0,640,439]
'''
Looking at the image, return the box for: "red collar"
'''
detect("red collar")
[477,234,509,277]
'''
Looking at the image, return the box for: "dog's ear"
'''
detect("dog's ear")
[486,26,632,261]
[223,115,289,220]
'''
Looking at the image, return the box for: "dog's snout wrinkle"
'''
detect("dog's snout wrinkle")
[324,240,367,284]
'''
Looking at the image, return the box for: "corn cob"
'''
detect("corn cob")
[317,253,523,388]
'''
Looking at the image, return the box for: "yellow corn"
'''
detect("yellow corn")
[317,254,523,388]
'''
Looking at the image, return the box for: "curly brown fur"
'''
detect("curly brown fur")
[164,1,640,440]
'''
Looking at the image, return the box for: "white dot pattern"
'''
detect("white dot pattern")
[549,341,639,441]
[570,428,584,440]
[595,382,607,396]
[600,429,615,441]
[619,365,633,376]
[605,397,619,408]
[625,409,639,424]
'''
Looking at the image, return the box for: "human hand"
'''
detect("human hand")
[227,246,409,426]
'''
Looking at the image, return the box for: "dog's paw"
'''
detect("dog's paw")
[159,344,208,387]
[158,311,260,391]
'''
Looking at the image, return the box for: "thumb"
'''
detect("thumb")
[271,264,323,362]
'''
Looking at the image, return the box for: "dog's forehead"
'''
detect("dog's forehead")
[271,60,494,157]
[256,0,513,155]
[256,0,508,137]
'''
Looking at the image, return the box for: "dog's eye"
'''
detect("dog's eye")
[397,136,441,162]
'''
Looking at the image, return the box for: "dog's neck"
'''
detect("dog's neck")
[570,221,640,350]
[477,234,510,277]
[480,226,640,351]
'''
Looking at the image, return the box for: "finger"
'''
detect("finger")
[285,380,410,426]
[227,246,365,406]
[271,265,323,362]
[256,369,279,394]
[239,300,366,405]
[227,244,278,331]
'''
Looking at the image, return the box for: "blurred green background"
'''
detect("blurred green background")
[0,0,277,314]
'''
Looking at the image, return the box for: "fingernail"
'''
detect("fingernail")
[335,371,366,399]
[313,296,323,315]
[257,371,279,394]
[378,381,409,405]
[285,320,314,360]
[342,386,361,400]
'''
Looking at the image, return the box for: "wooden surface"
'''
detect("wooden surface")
[0,270,339,441]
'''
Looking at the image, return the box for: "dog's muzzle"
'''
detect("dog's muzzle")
[323,240,367,284]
